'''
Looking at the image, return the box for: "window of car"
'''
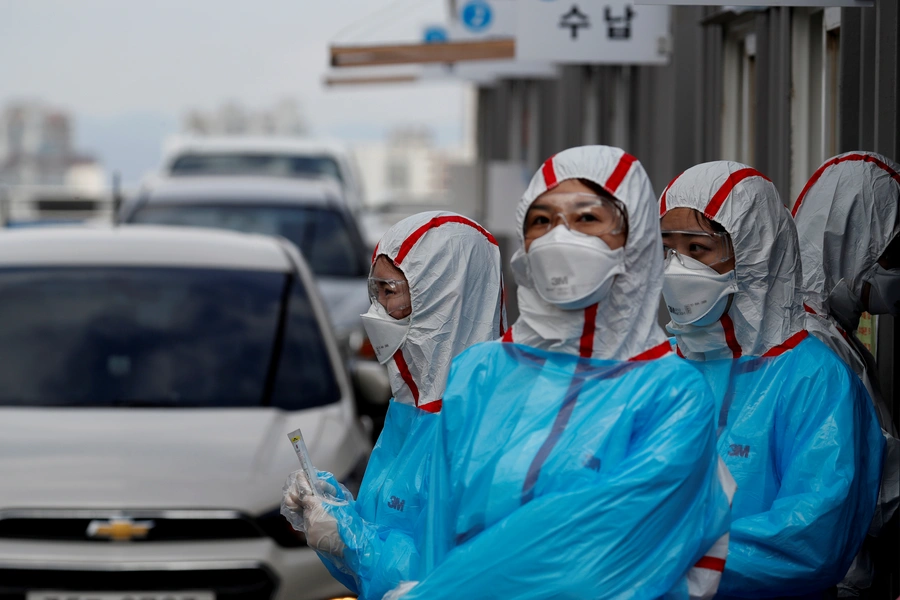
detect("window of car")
[169,153,344,182]
[0,266,341,409]
[129,204,369,278]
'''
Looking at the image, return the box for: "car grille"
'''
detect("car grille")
[0,511,262,542]
[0,565,277,600]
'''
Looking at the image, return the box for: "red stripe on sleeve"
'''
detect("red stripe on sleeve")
[394,215,498,265]
[762,330,809,357]
[803,303,817,315]
[604,153,637,194]
[694,556,726,572]
[579,304,599,358]
[704,168,771,219]
[676,345,685,358]
[392,349,420,406]
[418,400,442,413]
[501,327,514,343]
[720,314,743,358]
[792,152,900,217]
[628,341,673,361]
[659,172,683,216]
[542,156,558,190]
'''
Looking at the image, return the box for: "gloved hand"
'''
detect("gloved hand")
[382,581,418,600]
[280,470,346,557]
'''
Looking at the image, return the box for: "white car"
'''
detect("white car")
[0,226,370,600]
[159,137,366,215]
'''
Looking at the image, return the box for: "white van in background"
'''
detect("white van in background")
[160,137,366,215]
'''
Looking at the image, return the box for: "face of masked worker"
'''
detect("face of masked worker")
[360,256,413,364]
[661,208,738,326]
[518,179,627,310]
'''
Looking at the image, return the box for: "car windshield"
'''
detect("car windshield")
[169,153,344,182]
[0,267,341,409]
[130,204,367,278]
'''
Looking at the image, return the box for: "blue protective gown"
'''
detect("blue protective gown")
[315,399,437,600]
[399,341,732,599]
[686,335,884,598]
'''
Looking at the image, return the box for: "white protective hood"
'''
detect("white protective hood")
[792,152,900,531]
[506,146,670,361]
[371,211,505,411]
[793,151,900,334]
[660,161,806,360]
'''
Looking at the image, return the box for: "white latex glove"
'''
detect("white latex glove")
[281,470,345,556]
[382,581,418,600]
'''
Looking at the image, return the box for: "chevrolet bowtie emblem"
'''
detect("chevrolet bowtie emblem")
[86,518,155,541]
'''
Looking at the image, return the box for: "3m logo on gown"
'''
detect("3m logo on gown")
[728,444,750,458]
[388,496,405,512]
[584,456,602,472]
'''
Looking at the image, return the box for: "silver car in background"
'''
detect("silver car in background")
[0,226,370,600]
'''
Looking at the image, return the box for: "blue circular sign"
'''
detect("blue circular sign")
[423,26,449,43]
[461,0,493,33]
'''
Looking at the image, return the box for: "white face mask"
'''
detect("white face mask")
[514,225,625,310]
[866,265,900,315]
[360,302,411,365]
[663,253,738,326]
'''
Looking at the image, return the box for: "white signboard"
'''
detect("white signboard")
[635,1,870,5]
[516,1,671,65]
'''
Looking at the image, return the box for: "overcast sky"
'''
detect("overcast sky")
[0,0,468,182]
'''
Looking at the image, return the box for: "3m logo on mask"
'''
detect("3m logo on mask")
[728,444,750,458]
[551,276,569,286]
[667,300,710,317]
[387,496,405,512]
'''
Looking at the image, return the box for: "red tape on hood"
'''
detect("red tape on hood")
[792,153,900,218]
[705,168,771,219]
[659,172,684,216]
[393,215,498,265]
[542,156,558,189]
[604,153,637,194]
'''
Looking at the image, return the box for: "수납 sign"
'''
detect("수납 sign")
[516,0,671,65]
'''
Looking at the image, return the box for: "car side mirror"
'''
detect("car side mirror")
[350,359,391,408]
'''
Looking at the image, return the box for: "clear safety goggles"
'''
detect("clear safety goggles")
[367,277,411,318]
[661,230,734,269]
[523,193,626,241]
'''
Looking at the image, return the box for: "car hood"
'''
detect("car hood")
[0,406,366,515]
[316,277,370,336]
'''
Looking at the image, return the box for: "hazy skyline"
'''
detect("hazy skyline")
[1,0,468,182]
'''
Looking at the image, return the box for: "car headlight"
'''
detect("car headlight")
[254,508,307,548]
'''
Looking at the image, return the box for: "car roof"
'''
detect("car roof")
[140,176,345,208]
[0,225,293,272]
[162,136,351,164]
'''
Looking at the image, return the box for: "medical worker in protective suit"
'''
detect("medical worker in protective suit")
[385,146,734,600]
[659,161,884,598]
[280,211,505,600]
[792,151,900,597]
